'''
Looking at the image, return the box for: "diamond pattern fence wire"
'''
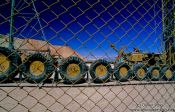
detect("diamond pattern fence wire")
[0,0,175,112]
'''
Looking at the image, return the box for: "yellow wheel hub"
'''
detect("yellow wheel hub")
[67,63,80,77]
[165,69,173,79]
[137,68,146,78]
[0,53,10,74]
[152,69,159,76]
[30,61,45,76]
[95,64,107,77]
[119,67,128,77]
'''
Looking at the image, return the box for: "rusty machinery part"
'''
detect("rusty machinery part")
[133,64,148,81]
[129,53,144,62]
[114,62,131,82]
[148,66,161,81]
[0,47,21,82]
[59,56,87,84]
[90,59,112,83]
[21,53,55,83]
[161,66,175,81]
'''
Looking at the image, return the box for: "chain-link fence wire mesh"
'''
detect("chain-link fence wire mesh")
[0,0,175,111]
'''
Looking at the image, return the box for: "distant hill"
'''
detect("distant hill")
[0,34,84,60]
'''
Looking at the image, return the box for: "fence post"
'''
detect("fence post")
[9,0,15,50]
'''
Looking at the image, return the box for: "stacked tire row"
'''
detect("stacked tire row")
[0,47,174,84]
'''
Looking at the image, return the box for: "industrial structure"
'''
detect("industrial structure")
[163,0,175,66]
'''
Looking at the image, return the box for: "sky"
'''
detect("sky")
[0,0,165,60]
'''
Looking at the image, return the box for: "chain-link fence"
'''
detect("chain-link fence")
[0,0,175,111]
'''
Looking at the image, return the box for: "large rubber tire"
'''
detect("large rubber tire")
[148,66,161,81]
[0,47,21,82]
[133,64,148,81]
[22,53,55,83]
[90,59,112,83]
[114,62,131,82]
[60,56,87,84]
[160,66,175,81]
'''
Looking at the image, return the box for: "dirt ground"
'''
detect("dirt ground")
[0,82,175,112]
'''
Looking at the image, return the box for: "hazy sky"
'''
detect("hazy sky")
[0,0,164,60]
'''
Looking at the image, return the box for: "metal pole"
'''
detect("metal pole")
[173,1,175,64]
[9,0,15,49]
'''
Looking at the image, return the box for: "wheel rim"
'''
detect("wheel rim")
[66,63,80,78]
[152,69,159,77]
[119,67,128,77]
[95,64,107,77]
[165,69,173,79]
[0,53,10,74]
[137,68,146,78]
[30,61,45,76]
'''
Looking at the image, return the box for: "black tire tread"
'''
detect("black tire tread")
[148,66,161,81]
[0,47,21,82]
[21,53,55,83]
[160,66,175,81]
[133,64,148,81]
[90,59,112,83]
[59,56,87,84]
[114,62,131,82]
